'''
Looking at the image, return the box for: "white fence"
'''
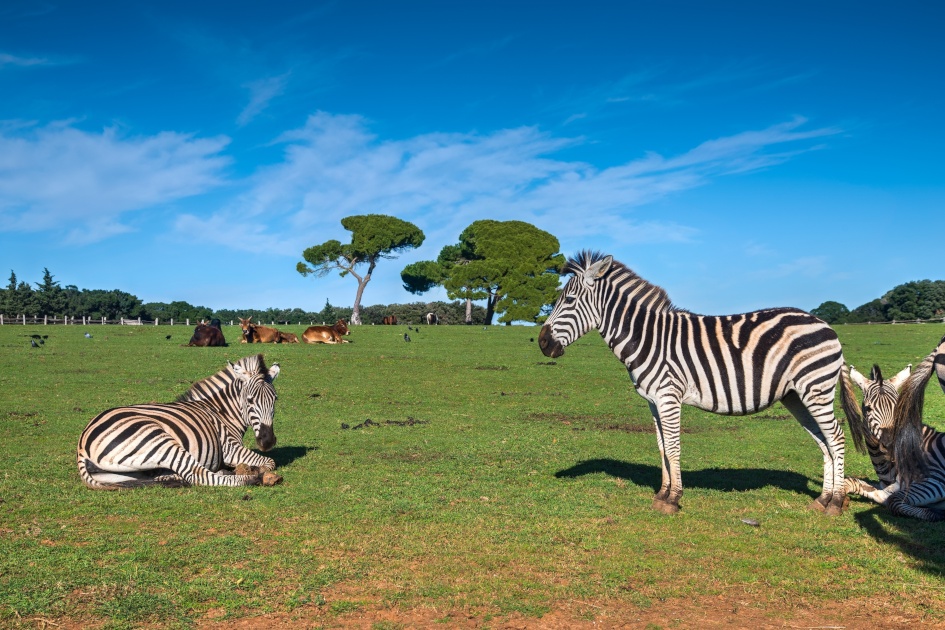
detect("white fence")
[0,315,319,326]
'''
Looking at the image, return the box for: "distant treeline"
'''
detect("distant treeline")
[0,268,487,325]
[812,279,945,324]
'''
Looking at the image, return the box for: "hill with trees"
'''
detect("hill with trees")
[811,279,945,324]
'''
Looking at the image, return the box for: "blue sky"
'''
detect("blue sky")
[1,1,942,317]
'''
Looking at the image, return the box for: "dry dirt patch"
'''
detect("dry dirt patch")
[187,593,940,629]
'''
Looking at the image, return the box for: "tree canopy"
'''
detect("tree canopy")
[810,300,850,324]
[814,279,945,324]
[298,214,425,325]
[401,220,564,325]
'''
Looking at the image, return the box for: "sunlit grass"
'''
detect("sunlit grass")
[1,321,944,625]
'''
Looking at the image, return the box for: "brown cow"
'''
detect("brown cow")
[278,332,299,344]
[302,319,351,344]
[239,317,284,344]
[382,315,398,325]
[184,318,227,347]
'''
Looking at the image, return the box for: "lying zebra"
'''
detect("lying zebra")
[840,344,945,520]
[77,353,280,489]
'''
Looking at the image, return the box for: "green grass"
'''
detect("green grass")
[1,321,945,626]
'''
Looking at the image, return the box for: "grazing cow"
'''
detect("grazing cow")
[239,317,284,344]
[185,318,226,347]
[278,332,299,344]
[425,312,438,325]
[302,319,351,344]
[382,315,398,325]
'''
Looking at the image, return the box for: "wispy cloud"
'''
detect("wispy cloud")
[549,61,812,127]
[237,72,291,126]
[175,112,839,255]
[751,255,828,279]
[0,121,231,243]
[0,52,52,68]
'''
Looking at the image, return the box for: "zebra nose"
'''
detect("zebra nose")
[255,425,276,451]
[538,325,564,358]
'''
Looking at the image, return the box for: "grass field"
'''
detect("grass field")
[2,321,945,628]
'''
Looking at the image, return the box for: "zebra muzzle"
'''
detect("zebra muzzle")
[255,425,277,451]
[538,325,564,358]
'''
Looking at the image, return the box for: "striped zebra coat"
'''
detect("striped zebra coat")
[77,354,280,490]
[840,359,945,520]
[876,336,945,520]
[538,252,847,514]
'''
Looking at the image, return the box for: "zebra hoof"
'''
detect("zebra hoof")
[824,503,844,516]
[652,498,681,514]
[807,499,827,513]
[234,463,260,476]
[261,471,283,486]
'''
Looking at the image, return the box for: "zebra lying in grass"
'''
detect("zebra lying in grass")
[840,340,945,520]
[77,354,280,489]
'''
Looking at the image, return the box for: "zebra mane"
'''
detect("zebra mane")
[565,250,682,314]
[176,354,269,403]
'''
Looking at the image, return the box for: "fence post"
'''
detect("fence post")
[156,318,159,326]
[22,314,26,325]
[186,319,190,327]
[170,319,174,326]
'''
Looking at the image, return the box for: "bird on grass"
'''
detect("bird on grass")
[165,335,172,340]
[84,332,92,338]
[403,333,411,342]
[30,339,39,348]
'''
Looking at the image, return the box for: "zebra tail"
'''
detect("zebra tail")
[840,365,869,454]
[892,353,935,488]
[77,457,125,491]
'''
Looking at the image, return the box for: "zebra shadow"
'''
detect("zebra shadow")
[554,458,816,496]
[854,505,945,576]
[268,445,316,468]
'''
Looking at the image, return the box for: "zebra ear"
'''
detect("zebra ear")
[849,365,868,391]
[890,364,912,391]
[230,361,249,380]
[266,364,281,382]
[582,255,613,287]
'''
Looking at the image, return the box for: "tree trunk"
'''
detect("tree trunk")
[484,292,496,325]
[349,259,376,325]
[464,298,472,324]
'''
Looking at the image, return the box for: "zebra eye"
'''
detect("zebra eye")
[564,295,576,304]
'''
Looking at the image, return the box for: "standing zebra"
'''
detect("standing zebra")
[538,252,847,514]
[77,354,280,489]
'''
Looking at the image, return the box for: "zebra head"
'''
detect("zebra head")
[539,252,613,358]
[231,354,280,451]
[847,363,911,448]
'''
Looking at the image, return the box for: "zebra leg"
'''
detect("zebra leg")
[844,477,895,505]
[648,399,683,514]
[223,437,276,472]
[886,487,945,521]
[781,390,847,515]
[156,445,261,487]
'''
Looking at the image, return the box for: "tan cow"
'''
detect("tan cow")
[302,319,351,344]
[278,332,299,343]
[239,317,284,344]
